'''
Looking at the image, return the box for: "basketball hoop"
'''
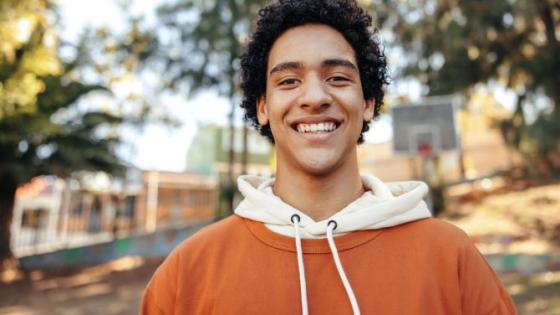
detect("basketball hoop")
[418,142,433,158]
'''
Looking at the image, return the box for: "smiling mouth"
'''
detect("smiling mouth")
[294,121,340,134]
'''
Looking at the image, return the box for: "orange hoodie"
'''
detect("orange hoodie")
[141,216,515,314]
[141,175,515,314]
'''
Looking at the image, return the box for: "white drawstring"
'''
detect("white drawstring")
[291,214,309,315]
[291,215,361,315]
[327,220,361,315]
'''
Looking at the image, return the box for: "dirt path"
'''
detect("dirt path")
[443,182,560,315]
[0,257,162,315]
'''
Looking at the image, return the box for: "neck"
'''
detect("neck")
[273,155,364,221]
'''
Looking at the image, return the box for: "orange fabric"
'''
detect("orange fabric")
[140,216,516,315]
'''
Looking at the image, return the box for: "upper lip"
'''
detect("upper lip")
[289,116,342,129]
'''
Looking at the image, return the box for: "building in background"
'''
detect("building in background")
[186,124,274,179]
[11,171,217,257]
[135,171,217,231]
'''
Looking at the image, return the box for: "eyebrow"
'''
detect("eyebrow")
[269,61,303,76]
[269,58,358,76]
[322,58,358,71]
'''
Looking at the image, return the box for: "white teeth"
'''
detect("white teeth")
[296,122,337,133]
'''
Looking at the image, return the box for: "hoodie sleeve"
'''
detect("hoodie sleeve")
[139,251,180,315]
[458,239,517,315]
[139,286,164,315]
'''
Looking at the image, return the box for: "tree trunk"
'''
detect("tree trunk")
[0,172,18,264]
[539,2,560,110]
[539,2,558,46]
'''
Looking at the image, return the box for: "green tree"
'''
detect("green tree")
[156,0,265,214]
[0,0,151,264]
[375,0,560,176]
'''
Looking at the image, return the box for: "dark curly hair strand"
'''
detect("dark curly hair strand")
[239,0,389,144]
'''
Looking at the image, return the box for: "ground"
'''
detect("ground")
[443,181,560,315]
[1,182,559,315]
[0,257,161,315]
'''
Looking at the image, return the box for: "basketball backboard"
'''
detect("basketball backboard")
[391,96,461,156]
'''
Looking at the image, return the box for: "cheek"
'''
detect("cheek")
[266,95,289,121]
[342,95,367,120]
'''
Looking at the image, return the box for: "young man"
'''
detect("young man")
[140,0,516,314]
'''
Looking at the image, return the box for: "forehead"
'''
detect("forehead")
[267,24,357,72]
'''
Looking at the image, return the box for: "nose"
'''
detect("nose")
[297,76,332,111]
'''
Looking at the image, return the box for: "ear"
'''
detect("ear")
[256,95,269,125]
[363,99,375,122]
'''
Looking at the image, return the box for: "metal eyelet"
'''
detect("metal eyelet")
[291,214,301,224]
[327,220,338,230]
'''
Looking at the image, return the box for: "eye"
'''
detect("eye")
[278,78,300,86]
[327,75,351,82]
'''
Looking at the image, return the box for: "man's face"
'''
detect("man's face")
[257,23,374,176]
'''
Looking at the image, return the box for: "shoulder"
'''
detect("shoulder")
[140,217,249,313]
[382,217,478,259]
[146,215,249,288]
[401,220,516,313]
[186,214,246,241]
[173,215,248,256]
[393,217,472,243]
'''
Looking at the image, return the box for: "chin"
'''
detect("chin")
[296,155,343,177]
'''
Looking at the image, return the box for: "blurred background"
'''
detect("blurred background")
[0,0,559,314]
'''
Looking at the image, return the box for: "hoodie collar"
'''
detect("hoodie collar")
[234,174,432,238]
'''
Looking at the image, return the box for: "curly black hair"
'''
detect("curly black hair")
[239,0,389,144]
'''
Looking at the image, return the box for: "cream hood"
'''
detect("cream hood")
[234,174,432,239]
